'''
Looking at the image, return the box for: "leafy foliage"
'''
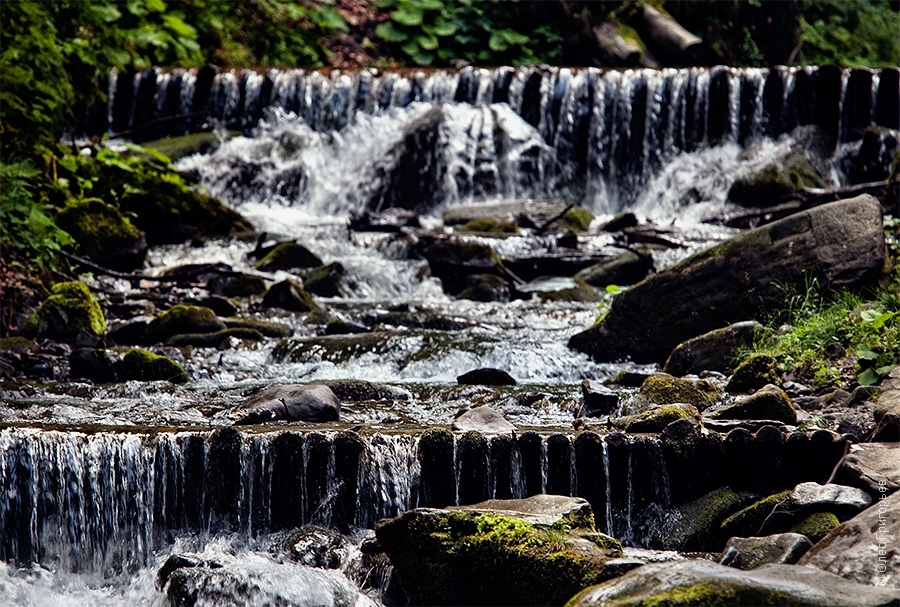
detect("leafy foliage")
[374,0,563,66]
[800,0,899,67]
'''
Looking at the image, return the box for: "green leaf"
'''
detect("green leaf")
[489,31,510,52]
[162,15,197,39]
[858,368,880,385]
[145,0,167,12]
[376,0,398,8]
[605,285,622,294]
[412,50,435,66]
[417,0,445,9]
[416,34,439,50]
[392,7,424,26]
[876,364,896,375]
[375,22,409,42]
[312,6,349,32]
[857,348,880,361]
[432,19,457,36]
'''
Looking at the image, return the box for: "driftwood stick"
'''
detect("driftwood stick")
[535,203,576,235]
[60,250,238,284]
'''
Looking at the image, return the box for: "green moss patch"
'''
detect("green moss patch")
[790,511,839,543]
[116,348,189,384]
[145,304,225,344]
[22,281,107,342]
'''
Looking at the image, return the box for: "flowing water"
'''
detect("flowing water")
[2,65,897,605]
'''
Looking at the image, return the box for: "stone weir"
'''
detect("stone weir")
[0,425,849,576]
[98,65,898,207]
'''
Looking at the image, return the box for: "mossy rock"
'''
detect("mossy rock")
[459,218,519,233]
[166,327,265,348]
[256,242,323,272]
[458,273,510,302]
[56,197,147,271]
[612,403,700,433]
[209,273,268,297]
[22,281,107,342]
[790,512,839,543]
[538,279,604,303]
[419,238,504,296]
[376,505,621,606]
[145,304,225,344]
[116,348,189,384]
[639,373,721,411]
[663,321,763,377]
[321,379,410,401]
[120,180,253,245]
[222,318,292,338]
[719,490,793,541]
[652,487,759,551]
[0,337,33,353]
[726,354,778,393]
[727,150,828,207]
[709,384,797,424]
[302,262,344,297]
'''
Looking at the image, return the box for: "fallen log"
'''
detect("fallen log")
[637,4,703,65]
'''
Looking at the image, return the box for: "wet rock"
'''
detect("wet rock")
[145,304,225,344]
[504,252,613,282]
[457,368,516,386]
[375,496,621,606]
[799,489,900,586]
[22,282,107,343]
[578,379,619,418]
[207,273,268,297]
[55,197,148,271]
[324,318,371,335]
[255,242,323,272]
[166,327,265,347]
[708,384,797,425]
[116,348,189,384]
[569,560,900,607]
[193,296,239,317]
[418,238,503,297]
[321,379,410,402]
[452,406,516,434]
[726,354,779,393]
[834,443,900,496]
[600,211,639,232]
[664,321,763,377]
[574,249,654,288]
[231,384,340,425]
[349,208,420,232]
[873,378,900,442]
[840,126,900,185]
[302,262,344,297]
[612,403,700,434]
[286,525,354,569]
[157,553,222,589]
[443,200,590,233]
[651,487,757,551]
[719,533,813,569]
[569,196,886,364]
[458,218,519,233]
[160,262,233,283]
[106,320,148,346]
[637,373,720,410]
[458,273,510,302]
[261,280,322,314]
[222,317,292,338]
[531,278,603,303]
[69,348,117,383]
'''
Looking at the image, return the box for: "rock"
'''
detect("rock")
[664,321,763,376]
[231,384,340,424]
[261,280,322,314]
[320,379,410,402]
[799,489,900,587]
[720,533,813,569]
[637,373,720,411]
[569,560,900,607]
[786,482,872,517]
[612,403,700,434]
[531,278,603,303]
[418,238,503,296]
[458,218,519,233]
[834,443,900,496]
[709,384,797,424]
[166,327,265,347]
[579,380,619,418]
[194,296,239,317]
[349,208,420,232]
[207,273,268,297]
[145,304,225,344]
[452,406,516,434]
[568,196,886,364]
[375,496,621,606]
[504,252,613,282]
[873,385,900,442]
[106,320,148,346]
[719,491,793,542]
[255,242,323,272]
[651,487,757,551]
[157,553,221,589]
[574,249,654,288]
[69,348,116,383]
[222,317,292,338]
[840,126,900,185]
[302,262,344,297]
[121,181,252,246]
[286,525,354,569]
[457,368,516,386]
[726,354,779,393]
[458,273,510,302]
[55,197,148,271]
[790,512,840,543]
[600,211,639,232]
[443,200,590,232]
[324,318,371,335]
[116,349,189,384]
[22,282,107,343]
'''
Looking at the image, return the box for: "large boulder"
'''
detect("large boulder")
[375,495,622,606]
[833,443,900,496]
[231,384,340,424]
[144,304,225,344]
[569,560,900,607]
[55,197,148,271]
[116,348,189,384]
[574,249,654,288]
[719,533,813,570]
[650,487,758,551]
[664,321,763,376]
[569,196,886,363]
[799,489,900,587]
[707,384,797,424]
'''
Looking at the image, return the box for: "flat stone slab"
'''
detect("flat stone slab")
[569,560,900,606]
[834,443,900,496]
[448,495,596,529]
[786,482,872,514]
[720,533,813,570]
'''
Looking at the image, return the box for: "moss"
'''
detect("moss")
[222,318,292,338]
[641,583,734,607]
[56,198,146,270]
[116,348,189,384]
[0,337,33,353]
[719,490,792,540]
[614,404,699,433]
[563,206,595,233]
[165,327,265,347]
[538,279,604,303]
[255,242,323,272]
[582,533,624,557]
[790,511,839,543]
[640,374,720,410]
[321,379,408,401]
[220,274,267,297]
[302,262,344,297]
[145,304,225,344]
[459,218,519,233]
[726,354,777,393]
[22,281,107,342]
